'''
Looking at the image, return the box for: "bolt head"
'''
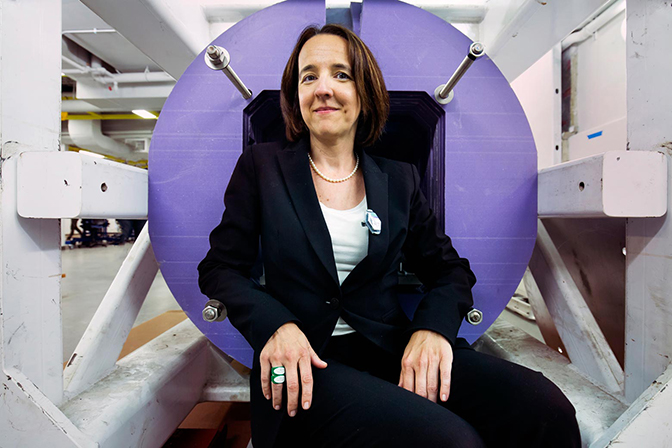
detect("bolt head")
[470,43,485,56]
[468,309,483,324]
[203,306,218,321]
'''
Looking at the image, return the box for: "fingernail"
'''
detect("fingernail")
[441,394,447,401]
[265,394,270,400]
[290,410,296,417]
[274,405,280,410]
[303,401,310,409]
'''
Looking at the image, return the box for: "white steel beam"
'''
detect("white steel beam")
[60,319,210,448]
[63,225,158,399]
[522,267,566,354]
[0,0,63,407]
[624,0,672,403]
[79,0,210,79]
[0,1,95,445]
[2,368,96,448]
[590,363,672,447]
[17,151,148,219]
[538,151,667,218]
[529,220,624,395]
[480,0,607,82]
[200,345,250,402]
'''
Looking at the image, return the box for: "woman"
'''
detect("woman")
[198,24,580,448]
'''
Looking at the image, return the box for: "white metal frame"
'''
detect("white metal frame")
[538,151,668,218]
[623,0,672,404]
[17,151,149,219]
[529,220,624,394]
[3,0,672,447]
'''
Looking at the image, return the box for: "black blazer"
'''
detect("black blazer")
[198,137,476,447]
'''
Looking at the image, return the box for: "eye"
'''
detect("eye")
[301,74,316,83]
[335,72,351,80]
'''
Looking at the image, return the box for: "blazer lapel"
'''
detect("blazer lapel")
[341,150,389,293]
[278,139,340,286]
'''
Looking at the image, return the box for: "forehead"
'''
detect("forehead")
[298,34,350,68]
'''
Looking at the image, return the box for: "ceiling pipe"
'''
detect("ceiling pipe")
[561,0,625,50]
[62,68,175,84]
[62,56,174,85]
[68,120,147,162]
[61,100,102,113]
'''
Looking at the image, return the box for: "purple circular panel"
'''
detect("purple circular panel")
[149,0,537,368]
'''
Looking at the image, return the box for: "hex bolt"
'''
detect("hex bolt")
[202,300,227,322]
[203,307,218,322]
[204,44,253,100]
[466,308,483,325]
[206,45,221,59]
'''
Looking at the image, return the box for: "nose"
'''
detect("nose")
[314,75,333,98]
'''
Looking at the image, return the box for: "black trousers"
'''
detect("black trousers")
[274,331,580,448]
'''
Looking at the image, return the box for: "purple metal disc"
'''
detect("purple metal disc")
[149,0,537,368]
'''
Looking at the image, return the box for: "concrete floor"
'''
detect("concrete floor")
[61,243,181,364]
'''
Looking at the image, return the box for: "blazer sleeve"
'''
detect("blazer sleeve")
[401,163,476,348]
[198,147,300,354]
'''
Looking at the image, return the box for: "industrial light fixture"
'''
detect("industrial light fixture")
[132,109,157,119]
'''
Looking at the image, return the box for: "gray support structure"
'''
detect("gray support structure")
[0,0,63,403]
[624,0,672,403]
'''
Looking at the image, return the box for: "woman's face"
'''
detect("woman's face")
[297,34,361,143]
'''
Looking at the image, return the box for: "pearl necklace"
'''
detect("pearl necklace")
[308,152,360,183]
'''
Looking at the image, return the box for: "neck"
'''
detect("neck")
[308,134,357,172]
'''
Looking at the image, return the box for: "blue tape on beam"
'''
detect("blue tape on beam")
[587,131,603,139]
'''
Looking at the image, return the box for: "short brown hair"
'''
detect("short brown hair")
[280,24,390,148]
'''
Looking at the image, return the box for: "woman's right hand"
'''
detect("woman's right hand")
[259,322,328,417]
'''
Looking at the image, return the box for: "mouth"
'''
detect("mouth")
[314,107,339,114]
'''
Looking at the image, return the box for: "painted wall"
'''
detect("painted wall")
[511,47,560,170]
[567,11,626,161]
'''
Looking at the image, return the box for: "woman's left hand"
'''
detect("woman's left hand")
[399,329,453,403]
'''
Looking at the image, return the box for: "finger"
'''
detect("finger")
[401,358,415,393]
[270,361,284,411]
[310,347,328,369]
[299,355,314,410]
[285,361,300,417]
[398,371,403,388]
[427,358,439,403]
[260,356,271,401]
[440,356,452,402]
[414,359,428,399]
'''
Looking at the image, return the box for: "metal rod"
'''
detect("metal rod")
[434,42,485,104]
[204,45,253,100]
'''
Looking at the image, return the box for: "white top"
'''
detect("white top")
[319,196,369,336]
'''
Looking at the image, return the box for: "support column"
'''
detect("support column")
[0,0,63,409]
[624,0,672,402]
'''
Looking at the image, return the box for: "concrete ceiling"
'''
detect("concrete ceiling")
[61,0,609,159]
[63,0,163,73]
